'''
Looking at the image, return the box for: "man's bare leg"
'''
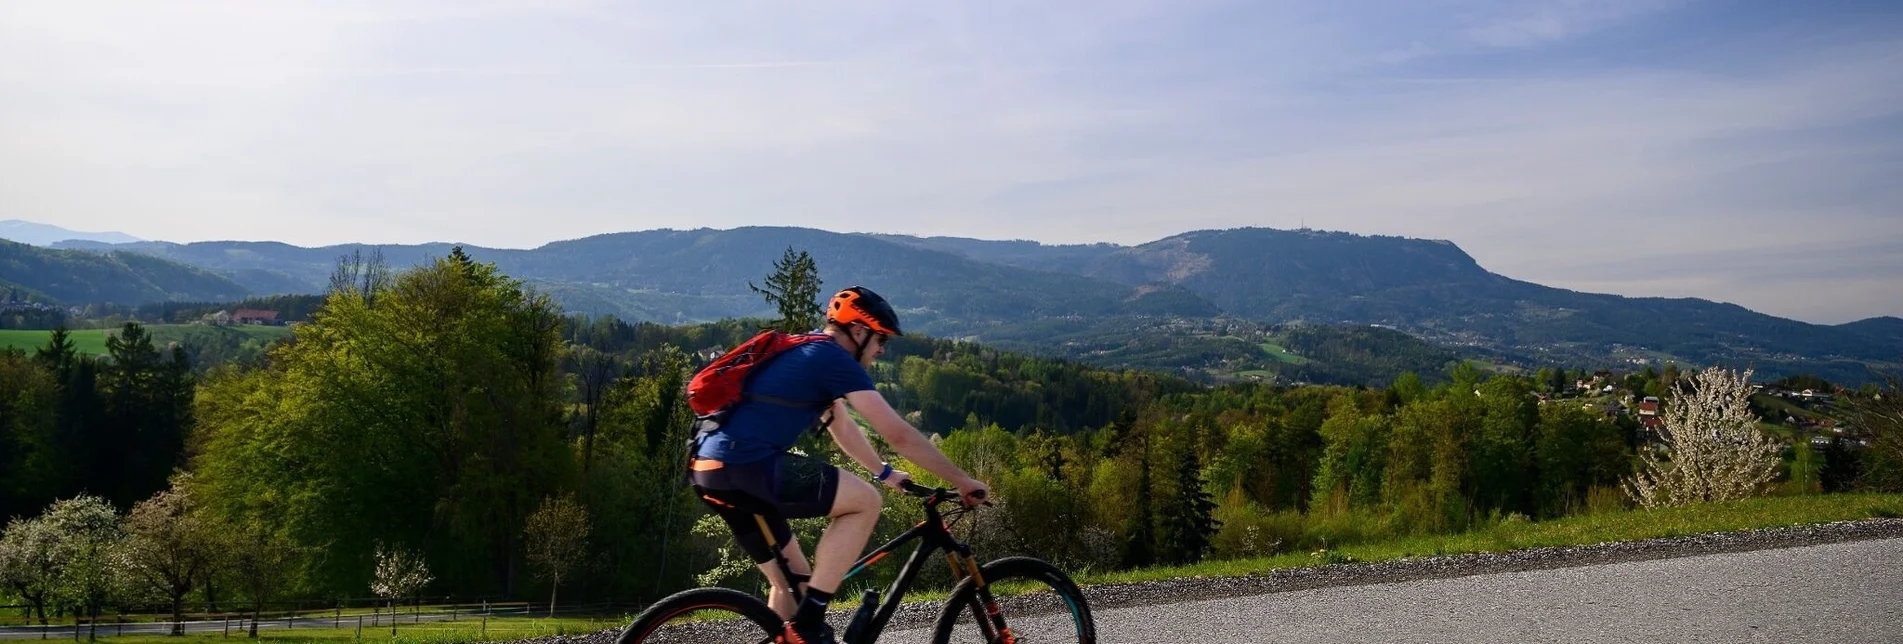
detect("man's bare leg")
[757,540,813,620]
[806,476,881,595]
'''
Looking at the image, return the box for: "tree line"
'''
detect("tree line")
[0,325,193,521]
[3,247,1900,631]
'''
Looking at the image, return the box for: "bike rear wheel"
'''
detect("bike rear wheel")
[617,587,782,644]
[931,556,1096,644]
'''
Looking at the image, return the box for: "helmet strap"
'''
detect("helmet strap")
[850,324,872,363]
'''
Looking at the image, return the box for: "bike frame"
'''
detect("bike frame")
[766,486,1012,643]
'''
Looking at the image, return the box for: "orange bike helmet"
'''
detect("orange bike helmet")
[827,286,902,336]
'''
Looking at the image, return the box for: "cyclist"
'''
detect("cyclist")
[688,286,990,644]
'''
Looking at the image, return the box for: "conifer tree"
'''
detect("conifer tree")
[748,246,823,333]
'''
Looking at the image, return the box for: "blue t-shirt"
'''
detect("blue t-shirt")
[696,337,876,464]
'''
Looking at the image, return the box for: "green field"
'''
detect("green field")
[1751,393,1834,423]
[0,329,111,354]
[0,324,294,355]
[1258,341,1309,364]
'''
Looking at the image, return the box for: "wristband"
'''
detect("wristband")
[877,462,893,482]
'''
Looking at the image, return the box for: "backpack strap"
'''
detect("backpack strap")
[684,393,832,480]
[742,393,831,410]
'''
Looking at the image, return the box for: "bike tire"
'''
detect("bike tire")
[617,587,782,644]
[930,556,1096,644]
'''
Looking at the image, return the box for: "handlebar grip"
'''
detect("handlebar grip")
[899,480,936,497]
[897,480,988,505]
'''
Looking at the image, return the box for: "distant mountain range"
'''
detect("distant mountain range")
[0,239,248,305]
[25,224,1903,384]
[0,220,143,246]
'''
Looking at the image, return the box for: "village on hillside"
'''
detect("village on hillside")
[192,308,286,326]
[1541,369,1872,452]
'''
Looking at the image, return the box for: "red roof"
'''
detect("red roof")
[233,309,278,320]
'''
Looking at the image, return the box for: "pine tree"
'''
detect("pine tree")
[1120,452,1156,568]
[32,326,76,375]
[47,354,101,507]
[748,246,824,333]
[91,323,190,508]
[1160,440,1220,565]
[155,345,193,479]
[101,323,162,505]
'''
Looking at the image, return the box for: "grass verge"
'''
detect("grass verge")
[1084,492,1903,584]
[0,616,627,644]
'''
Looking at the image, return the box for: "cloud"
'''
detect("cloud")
[0,0,1898,323]
[1462,0,1685,48]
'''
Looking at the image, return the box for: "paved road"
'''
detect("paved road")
[889,537,1903,644]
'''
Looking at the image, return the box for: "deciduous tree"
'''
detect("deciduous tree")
[1627,367,1782,508]
[524,493,591,617]
[121,477,218,635]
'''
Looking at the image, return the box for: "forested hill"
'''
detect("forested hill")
[2,248,1895,611]
[48,226,1903,384]
[0,238,249,305]
[893,228,1903,378]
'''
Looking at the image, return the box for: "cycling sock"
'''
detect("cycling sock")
[794,587,834,628]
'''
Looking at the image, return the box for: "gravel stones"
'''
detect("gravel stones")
[508,517,1903,644]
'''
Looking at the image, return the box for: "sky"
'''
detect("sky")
[1,0,1899,324]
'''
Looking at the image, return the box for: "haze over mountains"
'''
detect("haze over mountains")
[0,220,144,246]
[0,238,248,305]
[7,222,1897,384]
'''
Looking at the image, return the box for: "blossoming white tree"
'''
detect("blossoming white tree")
[371,543,433,619]
[121,478,219,635]
[0,516,60,626]
[1627,367,1783,508]
[39,496,127,641]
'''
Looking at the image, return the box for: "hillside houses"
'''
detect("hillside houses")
[1636,396,1662,430]
[1,290,81,316]
[233,309,279,325]
[1,300,61,313]
[197,308,284,326]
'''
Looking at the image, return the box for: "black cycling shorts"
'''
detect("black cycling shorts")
[690,453,841,564]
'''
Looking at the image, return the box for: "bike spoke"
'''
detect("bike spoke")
[931,558,1095,644]
[619,589,782,644]
[939,590,1088,644]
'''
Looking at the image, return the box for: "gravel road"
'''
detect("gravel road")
[522,517,1903,643]
[886,532,1903,643]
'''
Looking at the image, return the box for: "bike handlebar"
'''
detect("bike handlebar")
[899,480,988,505]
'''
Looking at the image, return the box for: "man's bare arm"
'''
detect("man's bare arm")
[826,400,884,474]
[844,390,982,493]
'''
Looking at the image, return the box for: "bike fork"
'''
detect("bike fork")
[950,553,1017,644]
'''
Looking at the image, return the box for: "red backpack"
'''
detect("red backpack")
[687,330,833,422]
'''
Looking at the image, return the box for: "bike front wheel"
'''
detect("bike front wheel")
[931,556,1096,644]
[617,587,782,644]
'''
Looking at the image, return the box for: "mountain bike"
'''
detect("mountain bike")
[618,481,1096,643]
